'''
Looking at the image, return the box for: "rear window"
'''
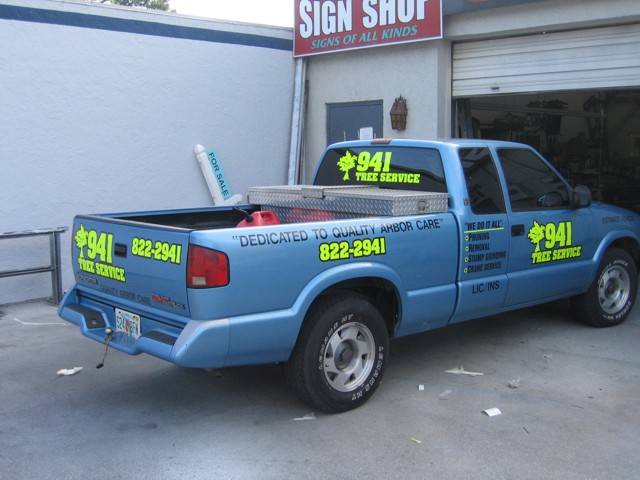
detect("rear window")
[314,146,447,193]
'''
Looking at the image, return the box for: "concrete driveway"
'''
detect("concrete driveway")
[1,298,639,479]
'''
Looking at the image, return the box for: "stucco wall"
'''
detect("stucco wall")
[302,39,451,182]
[0,0,294,304]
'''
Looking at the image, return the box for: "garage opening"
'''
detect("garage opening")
[452,24,640,212]
[455,89,640,212]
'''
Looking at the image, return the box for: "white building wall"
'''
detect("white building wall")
[444,0,640,40]
[0,0,294,304]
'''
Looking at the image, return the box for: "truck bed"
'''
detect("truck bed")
[97,186,449,230]
[104,207,252,230]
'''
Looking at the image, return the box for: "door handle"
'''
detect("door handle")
[511,224,525,237]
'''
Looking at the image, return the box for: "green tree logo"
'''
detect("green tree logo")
[528,220,545,252]
[337,152,357,181]
[75,224,89,258]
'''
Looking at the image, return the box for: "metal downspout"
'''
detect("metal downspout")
[287,58,306,185]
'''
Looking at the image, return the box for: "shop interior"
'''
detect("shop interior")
[456,89,640,212]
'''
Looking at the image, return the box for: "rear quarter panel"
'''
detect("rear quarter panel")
[187,213,459,362]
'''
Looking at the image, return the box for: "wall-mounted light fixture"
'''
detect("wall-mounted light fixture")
[390,96,408,130]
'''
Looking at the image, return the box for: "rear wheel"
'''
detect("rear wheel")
[286,294,389,413]
[572,247,637,327]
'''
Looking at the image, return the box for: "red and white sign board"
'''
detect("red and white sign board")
[294,0,442,57]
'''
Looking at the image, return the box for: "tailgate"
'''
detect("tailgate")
[71,215,191,318]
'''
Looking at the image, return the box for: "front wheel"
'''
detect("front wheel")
[572,247,638,327]
[286,294,389,413]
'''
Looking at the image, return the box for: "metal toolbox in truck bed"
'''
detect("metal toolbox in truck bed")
[248,185,448,219]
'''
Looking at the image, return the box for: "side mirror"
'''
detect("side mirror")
[571,185,592,208]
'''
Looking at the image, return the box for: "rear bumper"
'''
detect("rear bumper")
[58,287,230,368]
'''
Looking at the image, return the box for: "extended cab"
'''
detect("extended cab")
[59,139,640,412]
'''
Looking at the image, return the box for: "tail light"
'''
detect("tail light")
[187,245,229,288]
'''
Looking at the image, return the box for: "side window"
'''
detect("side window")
[459,148,506,214]
[497,148,570,211]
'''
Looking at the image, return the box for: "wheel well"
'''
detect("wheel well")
[609,237,640,269]
[312,278,399,337]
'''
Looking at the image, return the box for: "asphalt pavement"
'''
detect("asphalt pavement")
[1,297,639,479]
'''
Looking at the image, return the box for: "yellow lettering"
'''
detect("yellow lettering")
[78,258,95,273]
[95,262,126,283]
[379,172,421,183]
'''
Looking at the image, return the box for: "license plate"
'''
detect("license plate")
[115,308,141,339]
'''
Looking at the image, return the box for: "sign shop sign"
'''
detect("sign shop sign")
[294,0,442,57]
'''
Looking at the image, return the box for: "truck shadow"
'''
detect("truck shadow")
[387,299,581,374]
[75,298,636,420]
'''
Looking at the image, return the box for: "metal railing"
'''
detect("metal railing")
[0,227,68,304]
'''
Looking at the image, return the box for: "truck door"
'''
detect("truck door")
[495,147,596,306]
[451,147,510,324]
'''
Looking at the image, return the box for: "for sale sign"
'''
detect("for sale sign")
[294,0,442,57]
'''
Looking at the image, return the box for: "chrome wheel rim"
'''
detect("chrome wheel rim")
[598,265,630,314]
[323,322,375,393]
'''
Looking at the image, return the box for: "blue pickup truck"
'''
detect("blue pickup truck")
[59,139,640,412]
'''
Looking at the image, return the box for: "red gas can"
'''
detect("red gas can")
[236,210,281,228]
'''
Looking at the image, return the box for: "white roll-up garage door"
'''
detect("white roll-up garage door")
[452,24,640,97]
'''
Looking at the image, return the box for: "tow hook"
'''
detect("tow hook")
[96,328,114,369]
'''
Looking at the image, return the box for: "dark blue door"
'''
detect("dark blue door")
[327,101,383,145]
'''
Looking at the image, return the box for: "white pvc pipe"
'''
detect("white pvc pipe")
[287,58,306,185]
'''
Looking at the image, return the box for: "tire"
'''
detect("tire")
[286,294,389,413]
[572,247,638,327]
